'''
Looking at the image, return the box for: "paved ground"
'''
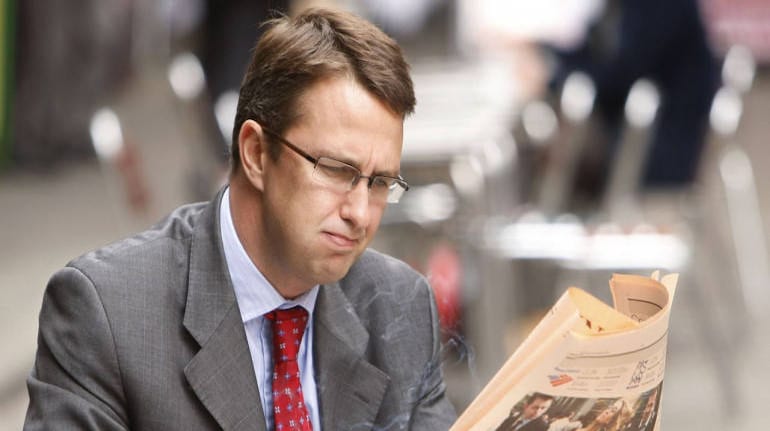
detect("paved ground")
[2,68,770,430]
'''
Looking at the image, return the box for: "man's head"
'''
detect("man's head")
[520,393,553,420]
[229,9,415,298]
[642,389,658,417]
[232,7,415,170]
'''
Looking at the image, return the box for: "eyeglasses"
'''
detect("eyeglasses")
[262,127,409,203]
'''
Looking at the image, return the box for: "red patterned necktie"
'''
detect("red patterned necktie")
[266,307,313,431]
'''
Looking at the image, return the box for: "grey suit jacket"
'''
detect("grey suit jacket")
[24,191,456,430]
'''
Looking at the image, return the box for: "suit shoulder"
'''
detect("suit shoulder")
[60,200,214,304]
[69,201,207,270]
[346,248,428,293]
[340,249,434,319]
[353,248,424,280]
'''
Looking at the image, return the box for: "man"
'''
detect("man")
[629,388,658,431]
[496,393,554,431]
[24,8,456,430]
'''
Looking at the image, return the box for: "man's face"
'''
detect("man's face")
[522,397,552,420]
[643,391,657,416]
[596,400,623,424]
[258,76,403,290]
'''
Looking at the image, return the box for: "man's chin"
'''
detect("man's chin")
[313,254,359,285]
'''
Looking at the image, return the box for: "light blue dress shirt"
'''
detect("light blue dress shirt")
[220,188,321,430]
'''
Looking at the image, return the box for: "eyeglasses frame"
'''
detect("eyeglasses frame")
[261,127,409,202]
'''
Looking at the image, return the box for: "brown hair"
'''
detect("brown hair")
[527,392,555,405]
[581,399,633,431]
[231,7,415,169]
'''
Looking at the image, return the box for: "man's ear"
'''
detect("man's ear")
[237,119,268,191]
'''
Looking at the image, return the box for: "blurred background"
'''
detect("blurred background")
[1,0,769,429]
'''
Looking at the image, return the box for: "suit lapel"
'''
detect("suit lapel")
[314,282,390,430]
[182,190,265,431]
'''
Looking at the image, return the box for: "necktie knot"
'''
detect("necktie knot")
[266,306,309,363]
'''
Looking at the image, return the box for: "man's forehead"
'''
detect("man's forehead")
[294,76,394,122]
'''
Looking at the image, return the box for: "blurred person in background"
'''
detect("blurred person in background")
[9,0,152,212]
[10,0,132,169]
[24,8,456,431]
[196,0,290,163]
[549,0,719,200]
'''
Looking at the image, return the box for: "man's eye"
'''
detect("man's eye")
[371,177,392,189]
[319,163,354,180]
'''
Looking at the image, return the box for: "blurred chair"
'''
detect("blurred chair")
[708,45,770,321]
[535,71,597,217]
[601,79,660,220]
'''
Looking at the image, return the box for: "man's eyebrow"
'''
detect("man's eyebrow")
[370,165,400,177]
[329,154,359,169]
[322,153,400,177]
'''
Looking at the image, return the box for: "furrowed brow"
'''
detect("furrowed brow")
[323,153,399,178]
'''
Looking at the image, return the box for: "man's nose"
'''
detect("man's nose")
[340,180,370,226]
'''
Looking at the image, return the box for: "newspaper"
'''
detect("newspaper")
[451,272,677,431]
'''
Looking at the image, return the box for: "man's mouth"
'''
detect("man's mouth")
[322,231,360,249]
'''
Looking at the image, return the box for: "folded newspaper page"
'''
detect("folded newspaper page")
[452,272,678,431]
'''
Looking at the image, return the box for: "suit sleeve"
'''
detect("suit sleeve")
[408,276,457,429]
[24,266,129,430]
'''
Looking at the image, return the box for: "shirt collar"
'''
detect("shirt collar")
[219,187,319,323]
